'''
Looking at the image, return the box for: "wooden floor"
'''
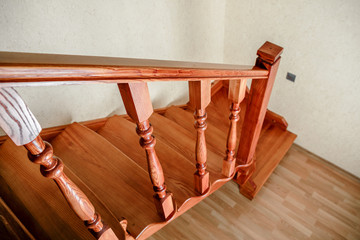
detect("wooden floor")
[149,144,360,240]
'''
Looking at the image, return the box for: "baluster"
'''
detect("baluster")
[236,41,283,185]
[0,87,115,239]
[188,80,211,194]
[117,82,174,220]
[222,79,247,177]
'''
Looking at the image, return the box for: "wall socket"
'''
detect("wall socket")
[286,72,296,82]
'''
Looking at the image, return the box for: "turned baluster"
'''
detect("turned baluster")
[188,80,211,194]
[222,79,247,177]
[236,41,283,185]
[118,82,174,220]
[0,87,115,239]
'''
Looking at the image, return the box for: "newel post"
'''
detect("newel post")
[117,82,175,220]
[236,41,283,184]
[0,87,116,239]
[188,80,211,194]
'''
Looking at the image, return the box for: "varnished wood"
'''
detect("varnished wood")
[0,197,35,240]
[188,80,211,194]
[0,103,188,145]
[203,79,297,200]
[236,42,283,185]
[24,136,114,239]
[222,79,247,177]
[257,41,284,64]
[0,41,292,239]
[118,83,153,123]
[222,103,241,177]
[0,51,268,86]
[0,139,126,239]
[118,82,174,220]
[0,86,295,239]
[0,88,41,146]
[228,79,247,103]
[265,110,288,131]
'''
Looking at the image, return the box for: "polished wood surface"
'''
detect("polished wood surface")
[0,41,293,239]
[0,88,41,146]
[188,80,211,194]
[0,51,268,86]
[0,139,125,239]
[24,136,114,239]
[257,41,284,63]
[222,79,247,177]
[150,144,360,240]
[0,104,188,145]
[118,83,153,123]
[0,197,35,240]
[118,82,175,220]
[236,42,283,186]
[222,103,241,177]
[0,88,295,239]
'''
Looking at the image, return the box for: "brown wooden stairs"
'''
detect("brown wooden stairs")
[0,41,296,239]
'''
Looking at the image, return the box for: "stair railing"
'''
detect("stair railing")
[0,41,283,239]
[0,87,118,240]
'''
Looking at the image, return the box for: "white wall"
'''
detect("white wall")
[1,0,359,177]
[0,0,226,130]
[224,0,360,177]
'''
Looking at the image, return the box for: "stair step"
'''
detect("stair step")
[205,88,297,199]
[240,124,296,199]
[148,113,224,182]
[96,115,198,207]
[0,139,123,240]
[50,122,163,238]
[163,106,228,155]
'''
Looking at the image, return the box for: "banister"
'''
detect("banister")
[0,41,285,239]
[0,87,119,239]
[0,51,268,87]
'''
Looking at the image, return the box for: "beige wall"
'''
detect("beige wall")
[1,1,359,177]
[0,0,226,130]
[224,0,360,177]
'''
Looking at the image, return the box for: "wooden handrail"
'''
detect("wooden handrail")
[0,52,268,87]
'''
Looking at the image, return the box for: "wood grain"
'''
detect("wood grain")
[0,139,125,240]
[236,43,282,185]
[118,83,153,123]
[118,82,175,220]
[0,51,268,86]
[24,136,115,239]
[0,87,41,146]
[188,81,211,194]
[222,103,241,177]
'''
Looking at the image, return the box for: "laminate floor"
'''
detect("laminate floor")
[149,144,360,240]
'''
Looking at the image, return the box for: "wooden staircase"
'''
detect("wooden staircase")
[0,41,296,239]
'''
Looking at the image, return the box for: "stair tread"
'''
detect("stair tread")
[240,124,297,199]
[163,103,296,199]
[50,122,163,237]
[0,140,115,240]
[97,115,198,207]
[148,113,224,181]
[164,106,228,156]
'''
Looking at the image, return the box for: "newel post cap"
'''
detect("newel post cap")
[257,41,284,64]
